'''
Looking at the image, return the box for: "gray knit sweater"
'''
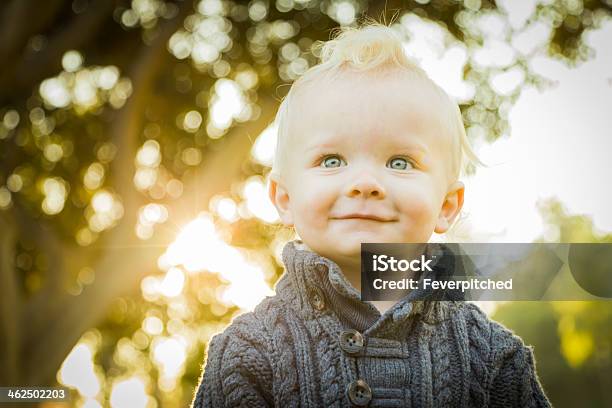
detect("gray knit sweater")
[191,240,552,407]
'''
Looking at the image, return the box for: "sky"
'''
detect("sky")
[462,5,612,242]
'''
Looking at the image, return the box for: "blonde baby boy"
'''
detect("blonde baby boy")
[192,23,551,408]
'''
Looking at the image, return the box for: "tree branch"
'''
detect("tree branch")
[0,0,114,104]
[19,202,82,336]
[0,209,21,385]
[22,1,195,385]
[0,0,66,65]
[24,91,278,386]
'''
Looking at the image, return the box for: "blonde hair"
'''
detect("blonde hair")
[270,22,482,183]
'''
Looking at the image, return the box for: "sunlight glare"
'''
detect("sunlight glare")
[109,377,150,408]
[152,336,187,380]
[251,122,277,167]
[159,267,185,297]
[59,343,100,398]
[80,398,103,408]
[215,197,238,222]
[209,79,245,130]
[162,214,274,310]
[243,176,279,223]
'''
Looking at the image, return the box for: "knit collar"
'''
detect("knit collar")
[277,240,464,335]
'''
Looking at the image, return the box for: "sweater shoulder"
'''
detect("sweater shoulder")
[463,303,526,341]
[460,303,528,360]
[214,292,288,341]
[193,298,278,408]
[453,306,550,406]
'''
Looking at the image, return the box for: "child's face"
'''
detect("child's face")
[270,71,464,268]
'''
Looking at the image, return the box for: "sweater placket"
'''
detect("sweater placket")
[285,240,461,407]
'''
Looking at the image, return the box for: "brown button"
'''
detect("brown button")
[307,286,326,311]
[339,329,364,354]
[346,379,372,406]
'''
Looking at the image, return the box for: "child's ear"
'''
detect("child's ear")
[268,174,294,226]
[434,181,465,234]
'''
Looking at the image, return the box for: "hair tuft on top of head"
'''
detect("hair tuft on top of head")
[312,22,426,76]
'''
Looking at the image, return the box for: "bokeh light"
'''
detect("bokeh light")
[242,176,279,223]
[41,177,68,215]
[58,331,103,400]
[109,376,152,408]
[160,214,274,310]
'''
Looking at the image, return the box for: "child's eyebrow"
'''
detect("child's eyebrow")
[305,143,337,152]
[303,136,431,158]
[394,144,428,155]
[303,132,346,151]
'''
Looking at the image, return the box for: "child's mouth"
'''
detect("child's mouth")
[333,213,396,222]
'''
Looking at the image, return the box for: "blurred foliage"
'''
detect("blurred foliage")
[0,0,611,407]
[493,200,612,408]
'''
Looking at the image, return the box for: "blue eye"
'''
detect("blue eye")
[388,157,413,170]
[320,155,345,168]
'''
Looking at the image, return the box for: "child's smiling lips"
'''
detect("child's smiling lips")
[331,213,396,222]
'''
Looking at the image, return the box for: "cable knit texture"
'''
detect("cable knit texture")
[191,240,552,407]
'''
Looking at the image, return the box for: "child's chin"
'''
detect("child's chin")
[334,235,379,255]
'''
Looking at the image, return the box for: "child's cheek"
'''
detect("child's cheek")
[397,188,438,226]
[292,190,328,230]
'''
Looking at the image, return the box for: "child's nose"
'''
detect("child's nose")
[345,171,386,199]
